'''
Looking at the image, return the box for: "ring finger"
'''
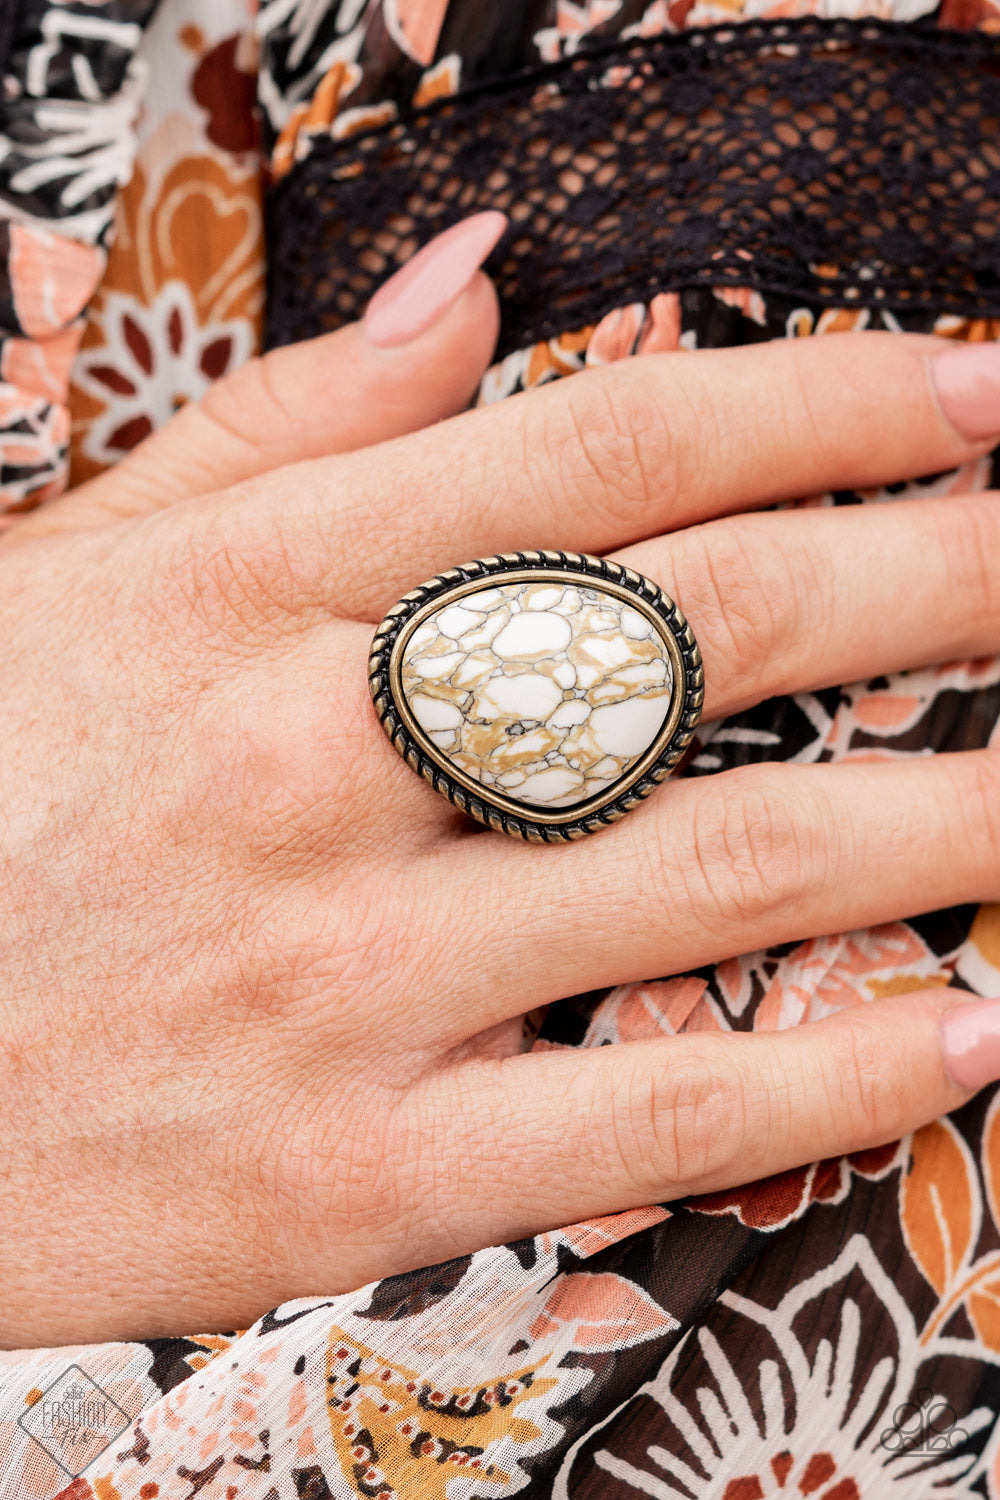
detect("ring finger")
[622,488,1000,722]
[384,489,1000,1027]
[332,485,1000,848]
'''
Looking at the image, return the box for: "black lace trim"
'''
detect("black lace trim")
[265,17,1000,360]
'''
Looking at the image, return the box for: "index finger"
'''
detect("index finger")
[220,330,1000,621]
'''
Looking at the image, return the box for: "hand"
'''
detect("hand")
[3,252,1000,1345]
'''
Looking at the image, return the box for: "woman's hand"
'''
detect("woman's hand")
[3,250,1000,1345]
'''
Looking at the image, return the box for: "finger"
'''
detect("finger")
[224,486,1000,870]
[11,212,505,541]
[229,330,1000,619]
[422,751,1000,1040]
[417,988,996,1243]
[617,491,1000,721]
[331,490,1000,859]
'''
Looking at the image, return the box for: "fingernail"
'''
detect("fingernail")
[940,996,1000,1090]
[931,342,1000,442]
[364,211,507,349]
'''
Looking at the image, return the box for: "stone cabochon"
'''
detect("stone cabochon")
[399,580,674,808]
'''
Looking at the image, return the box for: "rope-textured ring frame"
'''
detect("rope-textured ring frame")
[368,551,704,842]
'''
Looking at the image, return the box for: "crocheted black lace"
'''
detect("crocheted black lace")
[265,17,1000,360]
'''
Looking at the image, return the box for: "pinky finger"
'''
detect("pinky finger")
[427,990,1000,1244]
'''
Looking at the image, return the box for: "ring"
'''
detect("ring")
[369,551,704,841]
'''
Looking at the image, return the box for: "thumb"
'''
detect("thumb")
[15,211,506,539]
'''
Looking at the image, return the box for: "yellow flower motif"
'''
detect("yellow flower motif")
[324,1327,558,1499]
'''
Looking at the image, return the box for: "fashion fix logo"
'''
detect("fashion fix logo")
[18,1363,133,1478]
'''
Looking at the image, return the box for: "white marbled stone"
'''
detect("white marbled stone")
[399,580,673,808]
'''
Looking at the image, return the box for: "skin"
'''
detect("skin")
[3,274,1000,1347]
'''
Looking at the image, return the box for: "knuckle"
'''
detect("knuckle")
[187,535,268,633]
[274,1080,407,1249]
[234,666,375,862]
[532,365,676,536]
[671,521,802,710]
[210,959,420,1252]
[245,913,377,1023]
[271,881,438,1030]
[612,1046,747,1194]
[159,505,311,642]
[820,1013,892,1141]
[685,766,821,931]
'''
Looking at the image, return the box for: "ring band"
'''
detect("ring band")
[369,551,704,841]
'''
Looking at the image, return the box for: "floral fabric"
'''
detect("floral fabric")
[1,1,1000,1498]
[67,0,263,484]
[0,0,158,509]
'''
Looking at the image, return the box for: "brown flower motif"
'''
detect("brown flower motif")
[690,1141,903,1231]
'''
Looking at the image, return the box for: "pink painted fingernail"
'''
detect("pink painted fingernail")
[931,342,1000,441]
[364,211,507,348]
[940,997,1000,1090]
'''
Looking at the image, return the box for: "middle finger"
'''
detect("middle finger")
[224,331,999,622]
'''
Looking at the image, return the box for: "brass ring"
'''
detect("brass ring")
[369,551,704,841]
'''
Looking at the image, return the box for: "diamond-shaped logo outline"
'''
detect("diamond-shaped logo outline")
[17,1363,133,1479]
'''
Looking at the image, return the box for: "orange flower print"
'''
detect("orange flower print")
[902,1119,979,1301]
[786,305,871,338]
[850,691,928,736]
[957,904,1000,995]
[583,976,709,1043]
[529,1271,676,1349]
[7,223,104,342]
[710,925,947,1030]
[272,60,362,178]
[0,224,106,510]
[752,923,947,1032]
[1,326,81,407]
[522,325,593,386]
[543,1206,671,1258]
[0,383,71,515]
[412,54,463,106]
[630,2,674,36]
[535,2,628,61]
[932,313,1000,342]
